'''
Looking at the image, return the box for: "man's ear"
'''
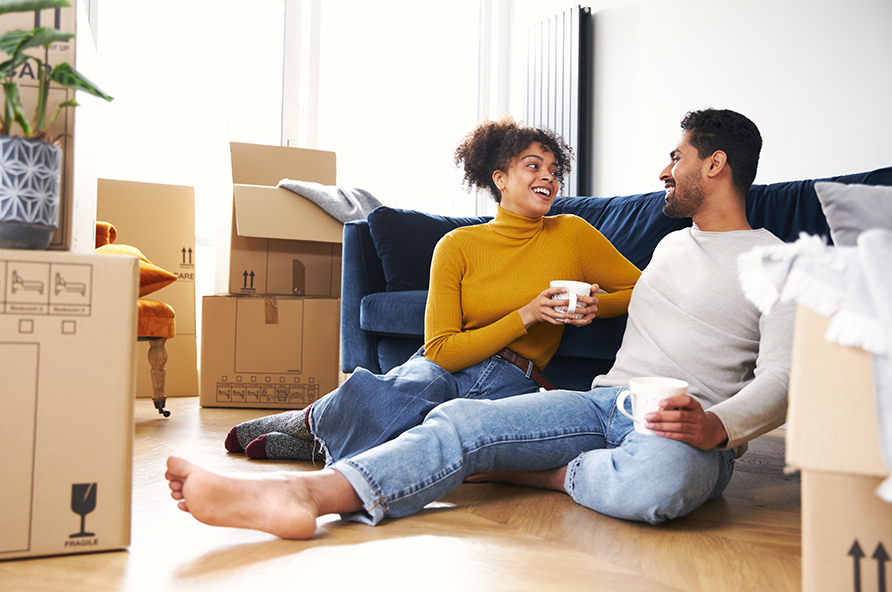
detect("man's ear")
[706,150,728,179]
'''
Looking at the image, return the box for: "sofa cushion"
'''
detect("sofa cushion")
[814,182,892,246]
[548,192,691,269]
[368,206,491,292]
[746,167,892,244]
[360,290,428,337]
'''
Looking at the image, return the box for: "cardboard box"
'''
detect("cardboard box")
[786,305,891,592]
[97,179,198,398]
[215,143,343,297]
[199,295,339,409]
[0,249,137,560]
[6,0,102,253]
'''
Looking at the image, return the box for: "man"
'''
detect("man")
[165,109,794,537]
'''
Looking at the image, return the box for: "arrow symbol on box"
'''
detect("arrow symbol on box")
[875,543,889,592]
[182,248,193,264]
[851,541,865,592]
[242,271,255,289]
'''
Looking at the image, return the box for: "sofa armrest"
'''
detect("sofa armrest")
[341,220,387,373]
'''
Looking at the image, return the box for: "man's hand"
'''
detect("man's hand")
[644,394,728,451]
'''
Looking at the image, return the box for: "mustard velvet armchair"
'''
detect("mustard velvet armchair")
[96,222,177,417]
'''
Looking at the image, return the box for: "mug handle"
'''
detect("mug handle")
[566,291,578,314]
[616,389,636,422]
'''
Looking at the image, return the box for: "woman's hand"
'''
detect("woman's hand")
[518,284,599,328]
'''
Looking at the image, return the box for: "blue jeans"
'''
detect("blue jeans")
[309,350,539,464]
[331,386,736,525]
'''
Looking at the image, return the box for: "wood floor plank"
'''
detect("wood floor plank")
[0,398,802,591]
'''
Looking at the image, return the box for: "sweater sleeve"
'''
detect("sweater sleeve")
[423,234,528,373]
[575,220,641,318]
[707,298,795,451]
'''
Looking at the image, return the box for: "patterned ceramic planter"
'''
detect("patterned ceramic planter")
[0,136,63,249]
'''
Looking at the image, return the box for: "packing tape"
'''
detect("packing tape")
[265,297,278,324]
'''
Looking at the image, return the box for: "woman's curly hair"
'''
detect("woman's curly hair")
[454,116,573,203]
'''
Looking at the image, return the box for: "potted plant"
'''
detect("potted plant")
[1,0,112,249]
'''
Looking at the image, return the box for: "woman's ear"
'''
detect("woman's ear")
[492,170,506,193]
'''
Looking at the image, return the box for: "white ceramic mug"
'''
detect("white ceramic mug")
[549,280,591,318]
[616,376,689,435]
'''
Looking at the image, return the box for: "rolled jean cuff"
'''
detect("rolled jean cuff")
[563,451,585,503]
[330,460,387,526]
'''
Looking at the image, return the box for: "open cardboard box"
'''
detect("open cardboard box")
[97,179,198,399]
[215,143,342,297]
[0,249,137,560]
[786,305,891,592]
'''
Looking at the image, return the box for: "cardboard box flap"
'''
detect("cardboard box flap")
[233,184,343,244]
[230,142,336,186]
[786,305,889,477]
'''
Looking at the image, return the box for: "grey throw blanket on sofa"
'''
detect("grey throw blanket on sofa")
[278,179,383,223]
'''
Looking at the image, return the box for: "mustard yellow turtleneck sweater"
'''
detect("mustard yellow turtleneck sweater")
[424,206,641,373]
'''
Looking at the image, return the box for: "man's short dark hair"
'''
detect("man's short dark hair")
[680,109,762,196]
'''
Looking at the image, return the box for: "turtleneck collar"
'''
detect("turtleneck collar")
[488,205,545,240]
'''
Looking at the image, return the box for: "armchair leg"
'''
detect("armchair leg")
[147,337,171,417]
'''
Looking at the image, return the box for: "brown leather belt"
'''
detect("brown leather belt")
[496,349,557,391]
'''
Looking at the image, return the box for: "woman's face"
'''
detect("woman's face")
[493,142,559,219]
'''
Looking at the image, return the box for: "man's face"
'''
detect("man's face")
[659,132,706,219]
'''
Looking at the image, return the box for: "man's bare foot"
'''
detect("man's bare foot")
[165,456,359,539]
[464,466,568,492]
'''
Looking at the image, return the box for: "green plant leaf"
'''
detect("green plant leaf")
[0,29,30,56]
[49,62,113,101]
[0,51,33,72]
[0,0,71,16]
[35,54,48,130]
[15,27,73,53]
[45,96,76,128]
[0,56,22,78]
[2,80,32,136]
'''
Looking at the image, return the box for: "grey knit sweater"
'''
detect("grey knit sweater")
[594,226,796,455]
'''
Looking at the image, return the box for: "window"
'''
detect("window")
[288,0,481,216]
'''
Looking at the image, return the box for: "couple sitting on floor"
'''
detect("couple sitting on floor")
[166,108,793,539]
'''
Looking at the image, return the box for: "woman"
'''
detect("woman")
[224,117,641,465]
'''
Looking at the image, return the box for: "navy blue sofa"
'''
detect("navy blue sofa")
[341,166,892,391]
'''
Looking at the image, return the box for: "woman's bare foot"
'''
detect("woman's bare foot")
[165,456,361,539]
[464,466,568,492]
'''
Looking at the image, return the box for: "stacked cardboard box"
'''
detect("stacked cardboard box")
[2,1,135,562]
[200,143,342,409]
[786,305,891,592]
[0,249,137,560]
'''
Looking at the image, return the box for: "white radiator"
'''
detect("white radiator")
[525,6,592,196]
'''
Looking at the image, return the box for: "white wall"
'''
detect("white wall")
[311,0,480,216]
[500,0,892,196]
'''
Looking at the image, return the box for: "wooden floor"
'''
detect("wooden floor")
[1,397,802,591]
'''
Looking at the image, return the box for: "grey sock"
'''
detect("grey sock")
[225,409,312,453]
[244,432,323,461]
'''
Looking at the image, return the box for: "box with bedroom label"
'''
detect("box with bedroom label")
[0,249,137,560]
